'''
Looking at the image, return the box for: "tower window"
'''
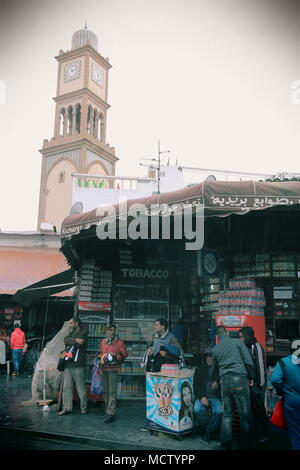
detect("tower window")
[59,171,65,184]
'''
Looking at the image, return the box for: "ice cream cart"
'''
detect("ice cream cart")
[146,368,195,435]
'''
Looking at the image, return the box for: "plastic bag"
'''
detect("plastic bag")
[271,398,287,429]
[90,366,103,395]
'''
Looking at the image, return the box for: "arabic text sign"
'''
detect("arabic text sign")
[210,196,300,211]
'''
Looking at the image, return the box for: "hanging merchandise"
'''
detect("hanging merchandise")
[90,359,103,395]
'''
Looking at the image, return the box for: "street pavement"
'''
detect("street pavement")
[0,374,291,451]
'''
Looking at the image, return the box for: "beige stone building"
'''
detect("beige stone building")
[37,25,118,232]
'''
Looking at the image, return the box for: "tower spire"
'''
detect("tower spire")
[85,21,88,30]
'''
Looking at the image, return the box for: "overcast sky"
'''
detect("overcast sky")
[1,0,300,230]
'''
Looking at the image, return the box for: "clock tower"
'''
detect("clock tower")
[37,25,118,232]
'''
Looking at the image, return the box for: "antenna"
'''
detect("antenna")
[138,140,170,194]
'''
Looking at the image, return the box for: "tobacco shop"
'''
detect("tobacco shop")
[61,179,300,398]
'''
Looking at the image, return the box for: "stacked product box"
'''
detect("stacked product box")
[219,278,266,316]
[79,260,112,304]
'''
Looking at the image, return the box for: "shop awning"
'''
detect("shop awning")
[12,268,75,306]
[61,179,300,238]
[0,247,74,296]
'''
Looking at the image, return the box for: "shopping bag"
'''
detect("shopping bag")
[90,366,103,395]
[270,398,287,429]
[22,343,28,354]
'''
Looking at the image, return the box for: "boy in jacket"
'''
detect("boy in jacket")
[99,324,128,423]
[193,348,222,439]
[10,323,26,376]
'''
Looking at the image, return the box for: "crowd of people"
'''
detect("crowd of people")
[53,318,300,450]
[0,322,26,376]
[2,315,299,450]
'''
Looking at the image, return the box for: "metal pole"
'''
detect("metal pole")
[158,140,161,194]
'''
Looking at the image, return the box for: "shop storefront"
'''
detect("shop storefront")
[61,179,300,398]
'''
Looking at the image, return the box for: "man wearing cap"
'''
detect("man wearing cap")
[193,348,222,440]
[99,324,128,423]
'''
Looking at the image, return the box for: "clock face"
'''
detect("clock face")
[64,61,81,82]
[91,63,104,87]
[203,252,218,274]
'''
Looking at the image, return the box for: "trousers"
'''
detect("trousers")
[194,398,223,433]
[102,370,118,416]
[62,366,87,413]
[220,373,253,447]
[250,384,269,440]
[11,349,22,373]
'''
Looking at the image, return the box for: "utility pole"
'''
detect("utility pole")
[139,140,170,194]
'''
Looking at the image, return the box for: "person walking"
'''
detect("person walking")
[239,326,269,442]
[271,338,300,450]
[142,318,184,372]
[193,348,223,440]
[99,324,128,423]
[10,322,26,377]
[58,317,88,416]
[211,326,254,450]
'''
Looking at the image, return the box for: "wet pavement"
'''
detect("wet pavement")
[0,374,216,450]
[0,374,291,451]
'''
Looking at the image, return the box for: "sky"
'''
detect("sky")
[1,0,300,230]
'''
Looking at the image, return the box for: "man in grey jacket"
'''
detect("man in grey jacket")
[211,326,254,450]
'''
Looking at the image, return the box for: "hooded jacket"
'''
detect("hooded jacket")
[10,328,26,350]
[193,348,221,401]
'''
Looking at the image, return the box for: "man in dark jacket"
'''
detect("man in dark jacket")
[193,348,222,439]
[239,326,269,442]
[212,326,254,450]
[58,317,88,416]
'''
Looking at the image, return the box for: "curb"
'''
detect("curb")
[0,425,190,451]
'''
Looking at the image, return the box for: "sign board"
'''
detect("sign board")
[78,301,111,313]
[146,372,194,435]
[216,315,248,328]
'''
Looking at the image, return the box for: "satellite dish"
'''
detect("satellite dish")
[205,175,216,182]
[70,202,83,215]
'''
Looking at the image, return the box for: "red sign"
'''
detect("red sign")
[78,302,111,313]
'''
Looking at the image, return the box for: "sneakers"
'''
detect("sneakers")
[12,372,17,377]
[258,436,270,444]
[81,410,88,414]
[103,414,115,423]
[58,410,70,416]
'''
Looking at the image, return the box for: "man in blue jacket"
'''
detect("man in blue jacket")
[211,326,254,450]
[271,338,300,450]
